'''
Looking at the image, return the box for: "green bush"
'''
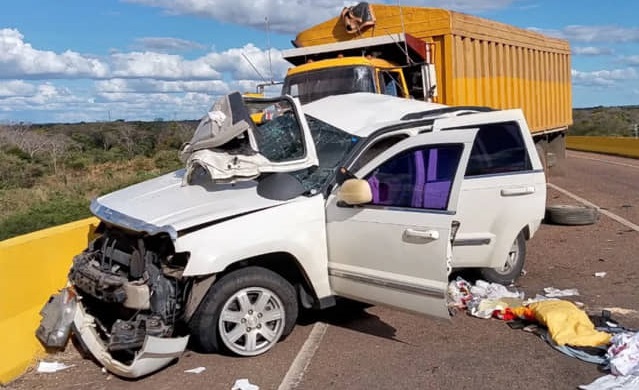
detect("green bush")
[153,149,182,170]
[0,152,45,189]
[0,195,91,240]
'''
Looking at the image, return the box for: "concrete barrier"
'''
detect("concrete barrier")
[0,217,99,385]
[567,136,639,159]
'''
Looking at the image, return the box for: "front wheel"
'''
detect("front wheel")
[480,232,526,285]
[189,266,298,356]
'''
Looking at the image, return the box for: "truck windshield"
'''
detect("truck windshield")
[282,66,375,104]
[292,114,360,191]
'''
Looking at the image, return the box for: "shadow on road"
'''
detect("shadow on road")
[297,298,404,344]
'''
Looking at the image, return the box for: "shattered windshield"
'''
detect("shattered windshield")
[292,115,360,191]
[252,101,305,162]
[282,66,376,104]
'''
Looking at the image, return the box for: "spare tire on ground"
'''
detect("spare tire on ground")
[545,204,599,226]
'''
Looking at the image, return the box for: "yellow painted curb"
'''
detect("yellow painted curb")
[567,136,639,159]
[0,217,99,385]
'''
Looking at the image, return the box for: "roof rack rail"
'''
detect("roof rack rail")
[400,106,494,121]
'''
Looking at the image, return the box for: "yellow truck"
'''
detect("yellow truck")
[280,2,572,169]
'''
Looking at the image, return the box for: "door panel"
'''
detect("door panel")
[326,130,476,318]
[432,110,546,269]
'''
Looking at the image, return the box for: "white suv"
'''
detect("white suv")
[37,92,546,378]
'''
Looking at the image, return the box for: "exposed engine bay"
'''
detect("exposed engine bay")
[67,225,190,362]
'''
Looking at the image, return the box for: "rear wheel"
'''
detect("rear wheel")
[480,232,526,285]
[189,266,298,356]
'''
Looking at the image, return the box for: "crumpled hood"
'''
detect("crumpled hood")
[92,169,288,235]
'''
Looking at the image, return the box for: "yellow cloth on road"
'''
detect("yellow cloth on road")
[528,300,611,347]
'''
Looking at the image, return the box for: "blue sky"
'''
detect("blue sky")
[0,0,637,123]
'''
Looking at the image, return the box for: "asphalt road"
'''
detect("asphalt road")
[6,151,639,390]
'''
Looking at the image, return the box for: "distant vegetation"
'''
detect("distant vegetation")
[0,120,197,240]
[570,106,639,137]
[1,105,638,240]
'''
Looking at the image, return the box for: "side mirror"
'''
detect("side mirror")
[337,179,372,205]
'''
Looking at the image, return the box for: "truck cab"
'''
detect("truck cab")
[282,56,410,103]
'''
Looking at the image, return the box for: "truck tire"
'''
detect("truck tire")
[480,232,526,285]
[189,266,298,357]
[545,204,599,226]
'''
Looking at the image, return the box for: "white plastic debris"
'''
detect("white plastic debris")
[608,332,639,376]
[232,378,260,390]
[594,272,607,278]
[470,279,523,300]
[184,366,206,374]
[37,361,74,373]
[579,374,639,390]
[543,287,580,297]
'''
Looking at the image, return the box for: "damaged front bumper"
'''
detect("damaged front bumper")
[37,288,189,378]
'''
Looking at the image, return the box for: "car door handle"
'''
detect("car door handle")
[500,186,535,197]
[404,229,440,240]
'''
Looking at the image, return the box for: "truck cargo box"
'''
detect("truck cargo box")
[289,4,572,134]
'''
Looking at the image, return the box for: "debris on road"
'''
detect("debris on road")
[579,331,639,389]
[543,287,580,297]
[448,277,639,390]
[184,367,206,374]
[36,361,74,373]
[595,272,607,278]
[231,378,259,390]
[608,331,639,376]
[527,300,611,347]
[579,374,639,390]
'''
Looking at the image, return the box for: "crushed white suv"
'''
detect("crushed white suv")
[37,92,546,378]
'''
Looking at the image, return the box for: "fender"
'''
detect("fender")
[174,195,333,299]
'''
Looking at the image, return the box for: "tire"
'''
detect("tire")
[480,232,526,285]
[189,266,298,357]
[545,204,599,226]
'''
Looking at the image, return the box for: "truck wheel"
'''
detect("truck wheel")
[189,266,298,356]
[545,204,599,226]
[480,232,526,285]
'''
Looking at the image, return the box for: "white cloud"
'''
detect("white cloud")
[95,78,229,94]
[202,44,288,80]
[0,80,36,97]
[572,46,614,56]
[123,0,515,34]
[572,68,638,87]
[110,51,222,80]
[529,25,639,43]
[0,28,110,79]
[621,55,639,66]
[133,37,206,52]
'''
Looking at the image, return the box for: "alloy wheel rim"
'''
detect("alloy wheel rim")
[218,287,285,356]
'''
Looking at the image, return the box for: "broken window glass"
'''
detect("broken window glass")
[292,115,360,191]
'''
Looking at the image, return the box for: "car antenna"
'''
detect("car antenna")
[241,52,267,83]
[265,16,274,82]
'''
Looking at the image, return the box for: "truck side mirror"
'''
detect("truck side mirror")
[337,179,373,205]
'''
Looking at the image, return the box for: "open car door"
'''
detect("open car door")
[325,128,477,318]
[179,92,318,185]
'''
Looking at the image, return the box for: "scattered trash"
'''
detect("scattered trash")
[543,287,580,297]
[232,378,260,390]
[595,272,607,278]
[579,374,639,390]
[184,366,206,374]
[37,361,74,373]
[608,332,639,376]
[447,277,525,319]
